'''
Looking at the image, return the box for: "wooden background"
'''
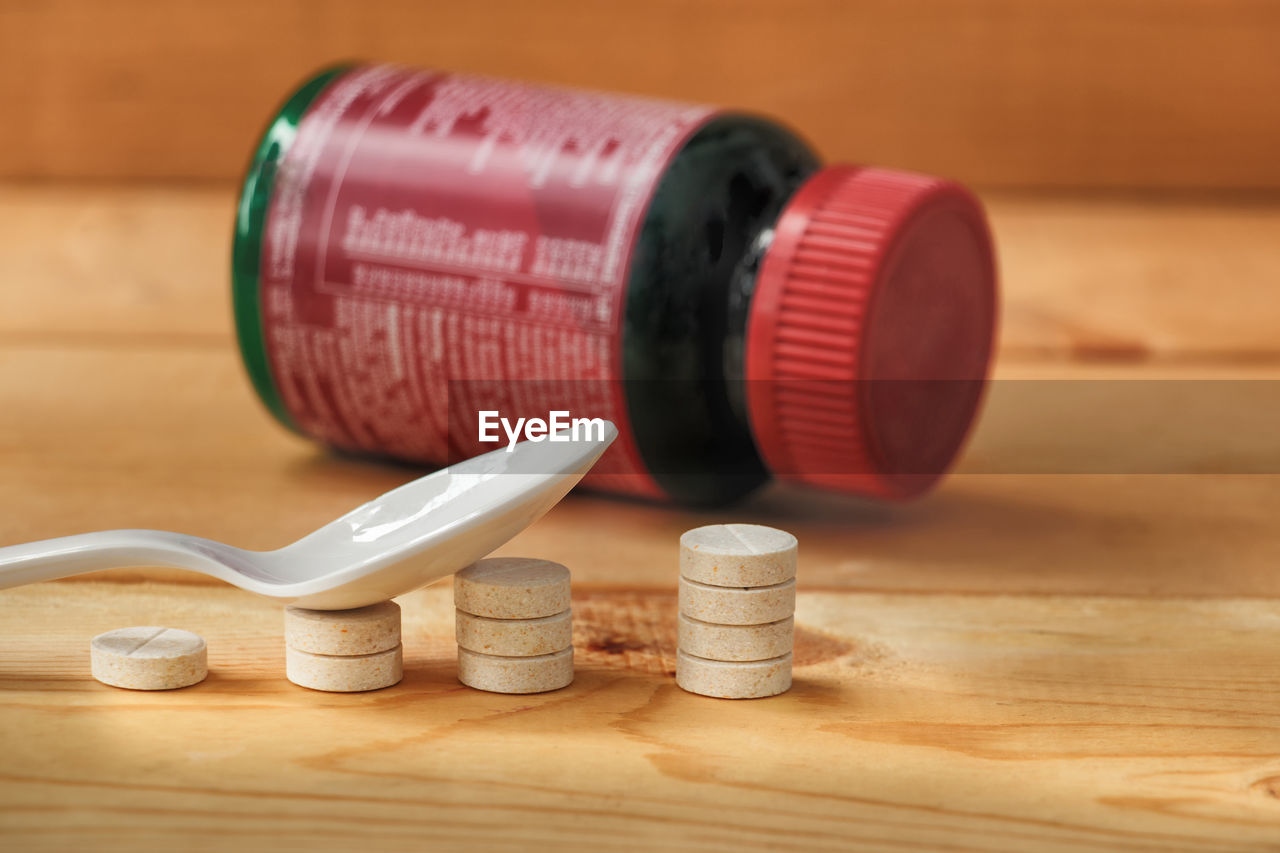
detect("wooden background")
[1,2,1279,850]
[1,0,1279,189]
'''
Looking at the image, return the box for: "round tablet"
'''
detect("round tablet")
[456,646,573,694]
[678,576,796,625]
[680,524,797,587]
[454,558,571,619]
[676,650,792,699]
[285,601,400,655]
[90,627,207,691]
[285,645,403,692]
[678,613,794,662]
[455,610,573,657]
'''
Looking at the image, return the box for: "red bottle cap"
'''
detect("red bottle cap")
[745,165,997,500]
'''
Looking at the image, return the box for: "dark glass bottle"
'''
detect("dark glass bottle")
[621,116,819,505]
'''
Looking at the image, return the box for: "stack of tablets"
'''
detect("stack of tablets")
[676,524,797,699]
[454,558,574,694]
[284,601,403,692]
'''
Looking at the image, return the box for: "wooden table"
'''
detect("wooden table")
[1,185,1278,850]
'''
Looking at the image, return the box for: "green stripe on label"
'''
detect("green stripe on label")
[231,66,351,432]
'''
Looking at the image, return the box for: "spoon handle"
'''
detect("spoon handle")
[0,530,228,590]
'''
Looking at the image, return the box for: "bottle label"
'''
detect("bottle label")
[259,65,715,496]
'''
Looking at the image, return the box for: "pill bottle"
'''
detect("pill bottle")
[233,64,996,505]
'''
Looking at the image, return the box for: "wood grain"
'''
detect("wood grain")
[1,184,1279,599]
[6,184,1280,361]
[2,184,1280,848]
[1,581,1278,851]
[0,184,231,344]
[992,196,1280,362]
[2,1,1279,188]
[1,339,1279,598]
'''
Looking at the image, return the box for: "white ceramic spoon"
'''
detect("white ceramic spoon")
[0,423,616,609]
